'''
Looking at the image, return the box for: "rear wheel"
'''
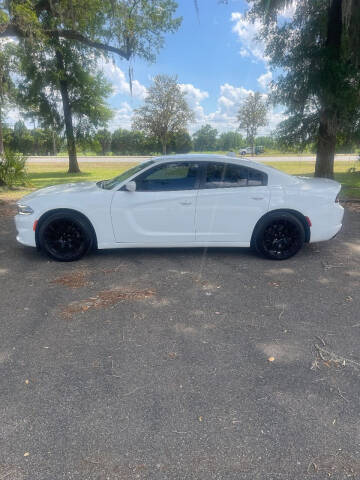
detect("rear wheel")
[39,212,93,262]
[254,213,305,260]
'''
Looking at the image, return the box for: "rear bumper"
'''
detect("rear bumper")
[309,204,344,243]
[15,214,37,247]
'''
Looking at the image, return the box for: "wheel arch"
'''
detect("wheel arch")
[251,209,311,247]
[35,208,98,250]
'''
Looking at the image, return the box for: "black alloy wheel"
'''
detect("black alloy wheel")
[254,213,305,260]
[39,213,92,261]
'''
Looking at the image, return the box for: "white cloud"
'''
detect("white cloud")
[280,2,297,19]
[261,109,286,135]
[187,83,253,133]
[108,102,134,131]
[183,80,284,135]
[257,71,272,91]
[239,48,250,58]
[180,83,209,105]
[0,38,18,47]
[179,83,209,125]
[4,107,22,126]
[231,12,267,62]
[98,57,147,100]
[219,84,253,110]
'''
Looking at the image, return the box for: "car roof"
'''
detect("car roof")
[152,153,261,167]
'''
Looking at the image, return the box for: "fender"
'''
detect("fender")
[251,209,311,246]
[35,208,98,249]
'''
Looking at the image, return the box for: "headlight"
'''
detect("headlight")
[17,204,34,215]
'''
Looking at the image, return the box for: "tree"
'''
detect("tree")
[237,92,268,155]
[1,1,181,172]
[193,124,218,151]
[247,0,360,178]
[133,74,194,154]
[17,40,113,162]
[12,121,34,154]
[95,129,112,155]
[0,40,15,158]
[169,130,193,153]
[217,131,244,151]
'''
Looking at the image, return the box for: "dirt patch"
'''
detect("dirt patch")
[51,271,91,289]
[0,200,17,217]
[61,288,155,318]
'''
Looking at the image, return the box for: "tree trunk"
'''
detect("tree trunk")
[52,129,57,156]
[0,107,5,186]
[314,0,342,178]
[315,111,337,178]
[162,141,167,155]
[0,109,4,157]
[55,49,80,173]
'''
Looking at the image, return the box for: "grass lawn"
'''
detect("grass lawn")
[0,160,360,201]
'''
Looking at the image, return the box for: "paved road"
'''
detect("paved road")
[26,154,359,163]
[1,201,360,479]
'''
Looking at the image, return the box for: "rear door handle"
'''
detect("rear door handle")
[180,201,192,205]
[251,197,264,200]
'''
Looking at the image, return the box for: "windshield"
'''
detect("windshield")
[98,160,155,190]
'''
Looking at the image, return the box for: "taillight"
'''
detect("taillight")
[335,194,340,203]
[305,216,312,227]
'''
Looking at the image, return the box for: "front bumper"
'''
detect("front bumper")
[15,214,37,247]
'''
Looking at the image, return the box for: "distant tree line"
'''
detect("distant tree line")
[3,120,358,157]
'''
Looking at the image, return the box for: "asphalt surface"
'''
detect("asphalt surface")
[26,154,359,163]
[1,202,360,479]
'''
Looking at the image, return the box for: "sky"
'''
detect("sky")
[101,0,290,135]
[6,0,293,135]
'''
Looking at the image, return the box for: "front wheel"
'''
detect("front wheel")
[39,212,93,262]
[253,213,305,260]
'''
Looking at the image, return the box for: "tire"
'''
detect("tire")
[253,212,305,260]
[38,212,93,262]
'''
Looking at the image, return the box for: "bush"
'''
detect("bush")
[0,150,29,187]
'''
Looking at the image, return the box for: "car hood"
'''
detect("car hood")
[19,182,100,203]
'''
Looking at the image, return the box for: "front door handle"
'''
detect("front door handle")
[180,201,192,205]
[251,197,264,200]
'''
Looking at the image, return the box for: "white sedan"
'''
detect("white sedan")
[15,154,344,261]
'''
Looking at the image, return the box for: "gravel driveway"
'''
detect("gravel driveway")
[1,201,360,479]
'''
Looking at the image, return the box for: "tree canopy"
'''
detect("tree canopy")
[0,0,181,62]
[132,74,194,154]
[193,124,218,151]
[0,0,182,171]
[237,92,268,154]
[247,0,360,177]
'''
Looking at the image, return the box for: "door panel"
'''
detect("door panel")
[110,162,200,244]
[111,190,197,243]
[195,162,270,243]
[195,187,270,243]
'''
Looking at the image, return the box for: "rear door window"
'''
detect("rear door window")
[203,163,267,188]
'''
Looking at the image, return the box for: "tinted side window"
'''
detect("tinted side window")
[203,163,267,188]
[135,163,199,191]
[248,168,266,186]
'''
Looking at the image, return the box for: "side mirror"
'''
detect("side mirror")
[124,181,136,192]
